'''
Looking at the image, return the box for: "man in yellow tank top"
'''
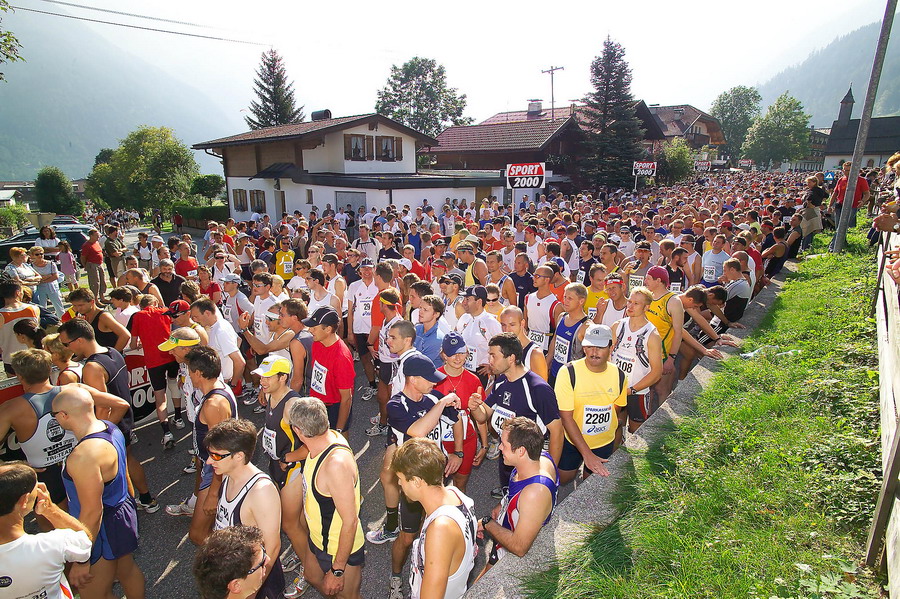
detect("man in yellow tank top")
[643,266,684,403]
[288,396,365,599]
[274,238,296,281]
[457,242,487,287]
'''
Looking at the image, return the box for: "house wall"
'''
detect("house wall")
[825,154,892,170]
[302,124,419,174]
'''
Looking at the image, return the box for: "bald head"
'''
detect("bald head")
[52,385,95,418]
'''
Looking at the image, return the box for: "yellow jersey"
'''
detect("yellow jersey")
[646,291,676,356]
[554,359,627,449]
[274,249,295,280]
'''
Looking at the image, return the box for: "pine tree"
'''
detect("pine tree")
[245,49,304,130]
[581,37,645,189]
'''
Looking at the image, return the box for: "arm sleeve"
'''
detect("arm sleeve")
[534,382,561,424]
[57,529,93,563]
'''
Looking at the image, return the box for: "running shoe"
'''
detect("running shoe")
[130,430,139,445]
[283,573,308,599]
[282,548,301,572]
[173,418,186,430]
[360,386,375,401]
[369,414,381,425]
[165,501,194,516]
[389,575,403,599]
[490,485,508,500]
[183,460,197,474]
[366,525,399,544]
[242,393,260,406]
[365,423,389,437]
[162,432,175,450]
[253,404,266,414]
[136,497,160,513]
[486,439,500,460]
[187,446,196,456]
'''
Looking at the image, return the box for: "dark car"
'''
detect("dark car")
[0,228,89,266]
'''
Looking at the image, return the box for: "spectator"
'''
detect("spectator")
[80,228,107,302]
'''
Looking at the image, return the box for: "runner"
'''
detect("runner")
[610,287,663,432]
[643,266,684,402]
[524,264,563,356]
[585,263,609,321]
[207,419,285,599]
[392,437,477,599]
[366,287,403,437]
[553,324,628,484]
[547,283,590,386]
[455,285,503,386]
[506,253,536,310]
[413,294,446,366]
[67,288,130,352]
[346,257,379,399]
[498,305,549,381]
[193,526,270,599]
[304,306,355,435]
[592,273,627,327]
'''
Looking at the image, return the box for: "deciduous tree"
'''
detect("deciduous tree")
[375,57,472,138]
[741,92,810,168]
[581,37,645,189]
[656,138,694,184]
[0,0,23,83]
[190,174,226,205]
[710,86,761,160]
[34,166,83,215]
[245,49,304,130]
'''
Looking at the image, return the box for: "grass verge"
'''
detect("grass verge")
[524,228,884,599]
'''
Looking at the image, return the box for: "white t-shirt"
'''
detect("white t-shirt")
[0,529,92,599]
[207,319,240,381]
[347,279,378,335]
[252,295,277,344]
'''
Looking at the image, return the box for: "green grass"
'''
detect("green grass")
[524,227,884,599]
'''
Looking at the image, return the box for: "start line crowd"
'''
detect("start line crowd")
[0,166,875,599]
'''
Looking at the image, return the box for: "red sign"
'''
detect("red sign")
[694,160,712,172]
[506,163,546,189]
[632,161,657,176]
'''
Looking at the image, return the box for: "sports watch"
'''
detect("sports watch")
[454,451,464,458]
[330,567,345,578]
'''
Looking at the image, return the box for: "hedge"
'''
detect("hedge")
[172,203,230,223]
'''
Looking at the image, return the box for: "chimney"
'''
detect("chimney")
[837,87,854,126]
[527,101,543,115]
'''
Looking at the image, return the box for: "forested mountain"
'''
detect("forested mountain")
[0,11,241,180]
[757,19,900,127]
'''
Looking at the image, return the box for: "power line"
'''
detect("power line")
[10,5,268,46]
[34,0,214,29]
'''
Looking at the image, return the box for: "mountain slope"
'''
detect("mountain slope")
[757,19,900,127]
[0,10,243,180]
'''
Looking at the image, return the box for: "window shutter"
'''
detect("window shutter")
[374,136,384,161]
[344,134,352,160]
[365,136,374,161]
[395,137,403,161]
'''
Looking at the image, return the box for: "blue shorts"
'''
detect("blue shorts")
[558,438,614,472]
[199,462,214,491]
[90,498,139,564]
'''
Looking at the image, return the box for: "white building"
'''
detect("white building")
[194,112,507,220]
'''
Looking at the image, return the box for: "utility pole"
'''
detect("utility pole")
[833,0,897,253]
[542,66,564,120]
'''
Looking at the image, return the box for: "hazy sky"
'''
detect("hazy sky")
[10,0,894,131]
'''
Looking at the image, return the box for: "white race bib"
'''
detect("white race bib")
[629,274,643,290]
[588,307,597,320]
[576,269,587,284]
[464,347,476,372]
[361,300,372,318]
[582,404,613,436]
[703,265,716,281]
[188,269,198,277]
[222,305,232,321]
[553,336,570,365]
[528,330,548,351]
[311,361,328,395]
[670,282,682,292]
[491,405,515,434]
[262,427,277,460]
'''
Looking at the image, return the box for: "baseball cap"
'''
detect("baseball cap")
[220,273,242,284]
[582,324,613,348]
[165,300,191,317]
[646,266,670,285]
[737,223,751,231]
[443,273,463,286]
[236,233,250,240]
[720,220,734,230]
[442,251,456,260]
[441,332,468,356]
[251,355,292,377]
[464,235,480,244]
[157,331,201,352]
[463,285,487,302]
[302,306,340,328]
[359,257,374,268]
[433,237,447,246]
[398,258,413,270]
[402,354,446,384]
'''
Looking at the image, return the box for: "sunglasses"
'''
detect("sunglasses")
[487,297,500,303]
[253,283,267,288]
[265,312,280,321]
[207,450,233,461]
[247,548,267,576]
[50,410,66,418]
[59,338,75,347]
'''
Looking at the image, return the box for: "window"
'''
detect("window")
[249,190,266,213]
[306,189,313,205]
[232,189,248,212]
[375,136,403,162]
[344,134,366,161]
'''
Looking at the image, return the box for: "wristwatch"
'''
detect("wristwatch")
[454,450,464,458]
[480,516,492,528]
[330,567,345,578]
[893,222,900,232]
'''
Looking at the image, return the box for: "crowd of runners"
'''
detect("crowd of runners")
[2,163,896,599]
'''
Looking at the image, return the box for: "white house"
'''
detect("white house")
[194,112,507,221]
[0,190,20,207]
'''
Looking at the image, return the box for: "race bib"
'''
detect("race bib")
[188,269,198,278]
[582,404,613,436]
[614,357,634,375]
[670,282,682,292]
[361,300,372,318]
[576,269,586,284]
[490,405,515,434]
[588,307,597,320]
[553,336,570,365]
[222,305,232,322]
[262,427,277,460]
[528,330,548,351]
[425,422,443,443]
[464,347,476,372]
[703,265,716,281]
[311,361,328,395]
[629,274,643,290]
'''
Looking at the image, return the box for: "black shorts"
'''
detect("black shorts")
[378,361,394,385]
[38,463,67,504]
[325,401,353,432]
[558,438,614,471]
[354,333,371,357]
[267,458,303,490]
[148,361,178,392]
[399,491,425,533]
[626,391,659,423]
[308,538,365,574]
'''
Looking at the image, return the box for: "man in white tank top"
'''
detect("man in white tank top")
[321,254,347,316]
[523,265,563,355]
[593,273,628,327]
[393,438,476,599]
[306,270,341,319]
[609,286,663,432]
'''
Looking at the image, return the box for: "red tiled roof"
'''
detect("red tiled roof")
[425,118,576,153]
[480,106,580,124]
[194,114,439,149]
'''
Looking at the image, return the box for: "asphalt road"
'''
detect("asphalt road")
[112,226,576,598]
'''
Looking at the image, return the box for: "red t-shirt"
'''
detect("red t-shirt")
[130,306,174,368]
[309,338,354,405]
[81,241,103,265]
[409,260,426,280]
[747,247,764,274]
[200,281,221,298]
[175,258,200,279]
[833,175,870,209]
[435,367,481,439]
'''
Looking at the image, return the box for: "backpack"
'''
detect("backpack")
[566,362,626,396]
